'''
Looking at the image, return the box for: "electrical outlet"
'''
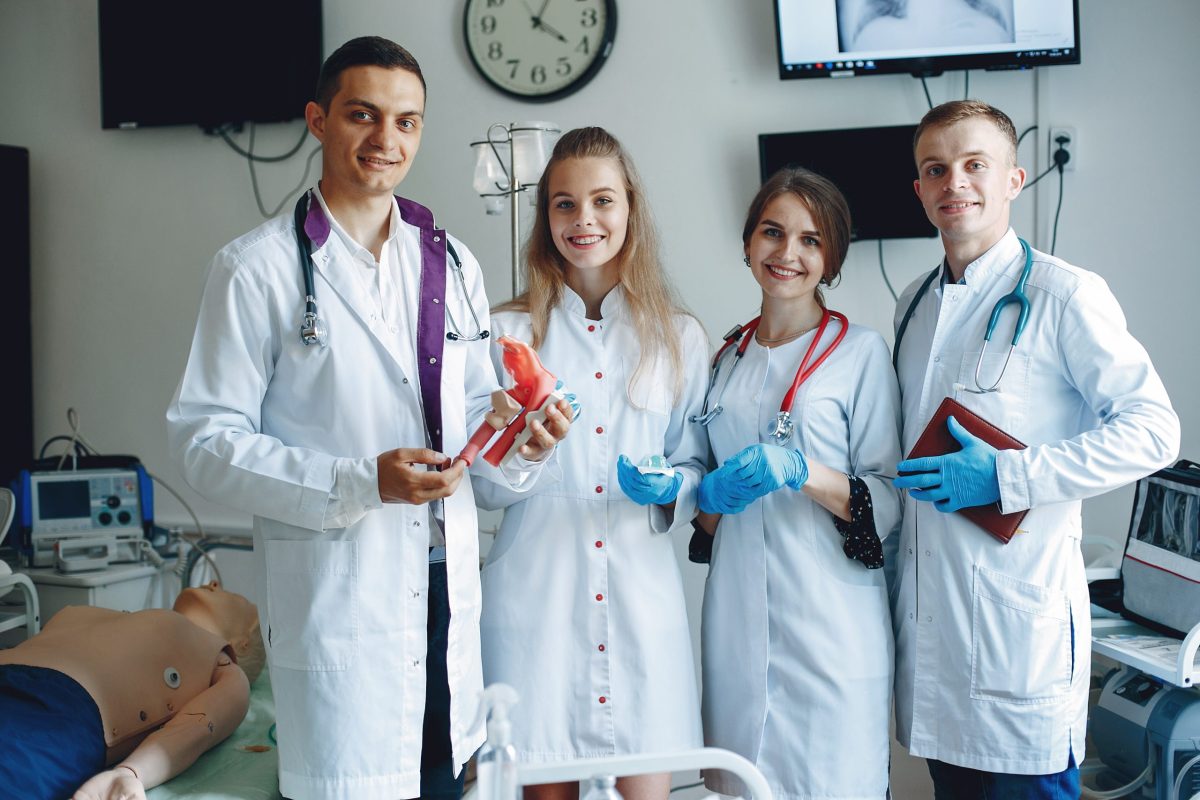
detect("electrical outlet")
[1048,126,1077,172]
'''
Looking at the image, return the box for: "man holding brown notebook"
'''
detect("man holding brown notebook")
[890,100,1179,798]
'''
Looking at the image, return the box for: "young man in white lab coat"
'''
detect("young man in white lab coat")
[167,37,571,800]
[891,100,1179,797]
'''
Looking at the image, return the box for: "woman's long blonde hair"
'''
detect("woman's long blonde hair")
[496,127,685,400]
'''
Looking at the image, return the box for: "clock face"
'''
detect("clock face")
[464,0,617,102]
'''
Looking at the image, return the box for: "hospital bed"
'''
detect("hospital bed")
[159,534,771,800]
[141,670,766,800]
[146,671,281,800]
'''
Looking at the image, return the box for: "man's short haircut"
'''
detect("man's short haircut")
[315,36,426,110]
[913,100,1019,166]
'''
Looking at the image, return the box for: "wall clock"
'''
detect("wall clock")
[464,0,617,102]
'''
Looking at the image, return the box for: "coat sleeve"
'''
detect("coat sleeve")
[166,247,350,532]
[996,274,1180,512]
[844,333,904,543]
[649,314,713,533]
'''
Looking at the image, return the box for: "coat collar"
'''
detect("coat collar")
[560,283,628,321]
[959,228,1023,286]
[308,187,404,257]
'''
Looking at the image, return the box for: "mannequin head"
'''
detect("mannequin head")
[173,582,265,683]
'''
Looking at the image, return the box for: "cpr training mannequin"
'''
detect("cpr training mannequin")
[0,582,264,800]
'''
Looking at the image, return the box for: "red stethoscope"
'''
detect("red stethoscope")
[690,309,848,444]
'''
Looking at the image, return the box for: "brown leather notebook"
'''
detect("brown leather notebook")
[904,397,1028,543]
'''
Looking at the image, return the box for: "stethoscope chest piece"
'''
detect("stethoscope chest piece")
[766,410,794,445]
[300,308,329,348]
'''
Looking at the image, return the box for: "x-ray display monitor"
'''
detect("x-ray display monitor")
[774,0,1079,79]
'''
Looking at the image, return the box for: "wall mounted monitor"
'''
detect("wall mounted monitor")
[773,0,1080,79]
[758,124,936,241]
[98,0,322,130]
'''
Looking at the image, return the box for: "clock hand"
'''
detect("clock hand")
[521,0,540,28]
[521,0,566,42]
[537,0,552,20]
[536,18,569,43]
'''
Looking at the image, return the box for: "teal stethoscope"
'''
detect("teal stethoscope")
[893,237,1032,393]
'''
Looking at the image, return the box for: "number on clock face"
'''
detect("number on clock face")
[464,0,616,101]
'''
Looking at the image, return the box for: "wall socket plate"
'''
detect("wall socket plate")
[1048,126,1077,172]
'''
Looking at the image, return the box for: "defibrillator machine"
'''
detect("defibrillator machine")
[13,458,154,571]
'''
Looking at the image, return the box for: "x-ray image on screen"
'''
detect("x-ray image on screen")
[837,0,1015,53]
[1135,480,1200,563]
[772,0,1077,80]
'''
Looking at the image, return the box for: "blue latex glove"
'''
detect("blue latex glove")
[698,444,809,514]
[554,380,582,422]
[698,465,757,515]
[894,416,1000,513]
[724,444,809,496]
[616,454,684,506]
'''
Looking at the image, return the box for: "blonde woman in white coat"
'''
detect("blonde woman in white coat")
[472,127,708,800]
[695,167,903,800]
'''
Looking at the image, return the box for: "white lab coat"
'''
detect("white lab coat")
[167,198,532,800]
[472,287,708,760]
[891,230,1180,774]
[700,321,902,800]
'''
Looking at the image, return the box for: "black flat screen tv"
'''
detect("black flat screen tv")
[98,0,323,130]
[758,125,936,241]
[773,0,1079,79]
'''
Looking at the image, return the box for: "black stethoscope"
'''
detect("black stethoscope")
[892,237,1033,393]
[293,192,489,347]
[690,309,848,445]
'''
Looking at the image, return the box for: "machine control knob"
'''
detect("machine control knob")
[117,511,132,525]
[98,512,113,525]
[106,495,121,508]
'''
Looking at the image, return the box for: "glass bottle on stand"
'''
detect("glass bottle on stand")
[581,775,624,800]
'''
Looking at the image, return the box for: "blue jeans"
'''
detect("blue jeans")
[927,752,1079,800]
[419,560,466,800]
[0,664,107,800]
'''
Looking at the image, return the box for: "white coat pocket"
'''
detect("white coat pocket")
[970,565,1070,704]
[954,350,1031,433]
[265,539,359,671]
[626,357,672,417]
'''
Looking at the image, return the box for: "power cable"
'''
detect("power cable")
[217,122,321,218]
[246,122,322,218]
[1050,165,1065,256]
[217,122,308,162]
[919,75,933,110]
[1023,162,1058,189]
[878,239,897,301]
[1046,136,1071,255]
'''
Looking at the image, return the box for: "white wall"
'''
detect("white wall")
[2,1,1197,794]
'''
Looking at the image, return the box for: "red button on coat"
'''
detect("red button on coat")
[587,324,596,332]
[594,372,603,379]
[595,540,603,548]
[595,593,604,601]
[595,426,604,434]
[598,696,607,704]
[595,486,603,494]
[598,644,606,652]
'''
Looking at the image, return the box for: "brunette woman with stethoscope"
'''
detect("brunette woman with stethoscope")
[694,167,904,800]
